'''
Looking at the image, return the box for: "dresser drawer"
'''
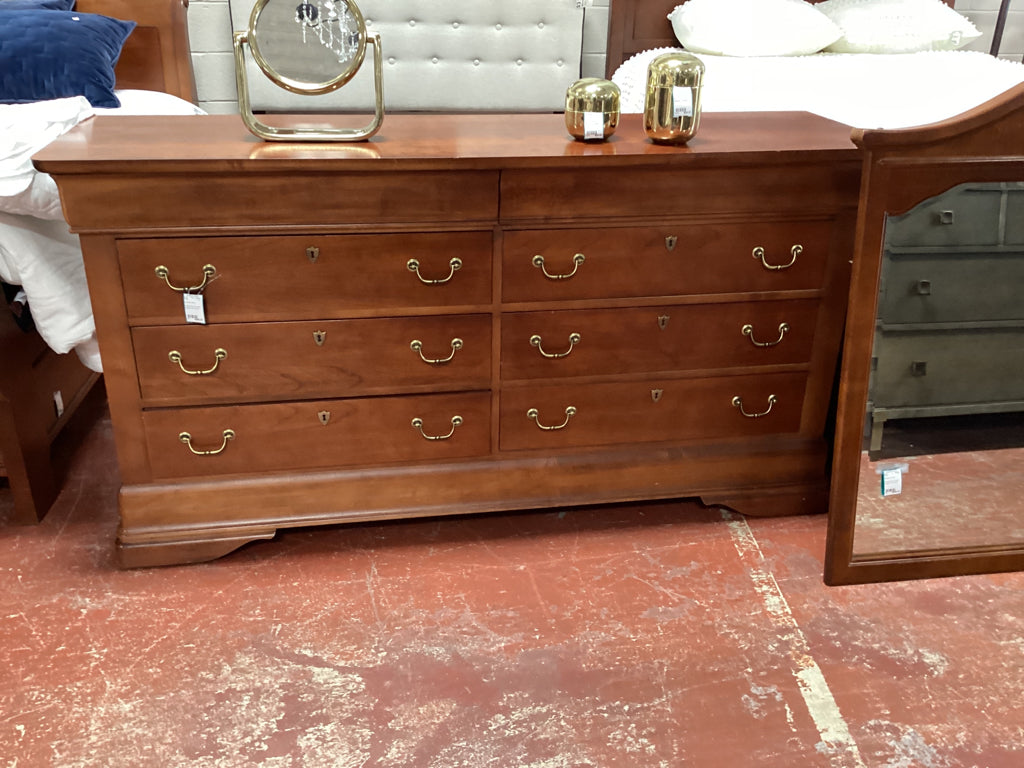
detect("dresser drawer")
[499,372,807,451]
[142,392,491,480]
[1004,186,1024,245]
[885,186,1003,247]
[872,327,1024,408]
[501,222,832,302]
[133,315,492,404]
[879,252,1024,324]
[119,232,493,325]
[501,299,820,380]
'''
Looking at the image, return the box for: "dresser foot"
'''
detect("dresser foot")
[701,485,827,518]
[117,528,277,568]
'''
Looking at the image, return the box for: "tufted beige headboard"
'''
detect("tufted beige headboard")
[229,0,587,112]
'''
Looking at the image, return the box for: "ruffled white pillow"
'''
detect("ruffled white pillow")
[668,0,842,57]
[818,0,982,53]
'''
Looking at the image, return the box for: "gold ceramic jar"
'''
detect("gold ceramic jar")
[564,78,621,141]
[643,52,704,144]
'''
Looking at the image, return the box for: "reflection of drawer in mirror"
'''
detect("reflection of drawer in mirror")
[878,252,1024,324]
[885,185,1004,247]
[133,315,493,405]
[501,222,834,302]
[498,371,808,451]
[119,231,494,325]
[142,391,492,480]
[871,326,1024,408]
[1005,184,1024,244]
[500,299,821,380]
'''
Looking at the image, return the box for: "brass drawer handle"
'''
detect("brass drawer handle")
[732,394,777,419]
[407,257,462,284]
[411,415,463,441]
[530,332,581,359]
[154,263,216,292]
[410,337,463,365]
[179,429,235,456]
[526,405,577,430]
[168,348,228,375]
[532,253,585,280]
[752,244,801,271]
[741,323,789,348]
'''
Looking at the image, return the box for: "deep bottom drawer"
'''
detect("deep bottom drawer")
[499,372,807,451]
[142,392,491,480]
[872,327,1024,408]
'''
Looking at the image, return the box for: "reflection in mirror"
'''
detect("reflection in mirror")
[852,182,1024,558]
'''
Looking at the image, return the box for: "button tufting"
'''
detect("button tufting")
[516,59,523,66]
[538,22,545,29]
[495,23,502,30]
[557,59,564,67]
[473,59,480,66]
[431,57,439,64]
[408,19,415,26]
[452,21,459,29]
[387,57,396,65]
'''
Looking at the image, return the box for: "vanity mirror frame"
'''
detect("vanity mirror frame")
[825,82,1024,586]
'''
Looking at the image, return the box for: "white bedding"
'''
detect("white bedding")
[613,49,1024,129]
[0,90,205,371]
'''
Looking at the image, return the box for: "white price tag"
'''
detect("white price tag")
[582,111,604,140]
[672,86,694,118]
[881,467,903,497]
[183,292,206,324]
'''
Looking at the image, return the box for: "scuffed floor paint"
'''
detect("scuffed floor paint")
[2,406,1024,766]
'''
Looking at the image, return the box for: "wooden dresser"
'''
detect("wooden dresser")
[868,182,1024,453]
[34,112,860,566]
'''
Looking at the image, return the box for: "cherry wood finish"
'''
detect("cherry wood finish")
[35,111,860,567]
[2,0,195,524]
[825,83,1024,585]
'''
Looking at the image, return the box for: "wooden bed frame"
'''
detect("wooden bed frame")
[0,0,196,524]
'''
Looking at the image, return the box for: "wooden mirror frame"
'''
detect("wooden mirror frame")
[824,82,1024,585]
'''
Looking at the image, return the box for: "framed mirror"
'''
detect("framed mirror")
[825,83,1024,585]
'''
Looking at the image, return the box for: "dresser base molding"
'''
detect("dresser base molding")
[116,439,827,567]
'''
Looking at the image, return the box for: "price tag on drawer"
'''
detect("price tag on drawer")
[183,293,206,324]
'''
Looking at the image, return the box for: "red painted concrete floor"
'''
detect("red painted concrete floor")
[2,402,1023,767]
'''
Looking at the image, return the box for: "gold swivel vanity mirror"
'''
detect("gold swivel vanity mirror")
[233,0,383,141]
[824,83,1024,585]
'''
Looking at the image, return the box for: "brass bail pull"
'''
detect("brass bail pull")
[407,257,462,285]
[752,245,801,271]
[179,429,235,456]
[154,264,216,292]
[526,406,577,431]
[532,253,585,280]
[410,338,463,365]
[530,332,581,359]
[168,348,227,376]
[411,415,463,441]
[741,323,790,348]
[731,395,777,419]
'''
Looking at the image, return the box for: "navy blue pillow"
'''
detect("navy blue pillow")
[0,0,76,10]
[0,11,136,108]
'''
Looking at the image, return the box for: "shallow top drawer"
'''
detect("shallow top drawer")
[119,232,493,325]
[502,222,833,302]
[886,186,1003,248]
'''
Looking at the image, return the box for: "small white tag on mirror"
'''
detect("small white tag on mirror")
[672,87,693,118]
[583,111,604,140]
[879,465,905,497]
[183,293,206,324]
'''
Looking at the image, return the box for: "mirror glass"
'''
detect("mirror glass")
[851,181,1024,558]
[250,0,367,93]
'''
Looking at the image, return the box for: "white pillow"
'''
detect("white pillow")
[818,0,982,53]
[668,0,842,57]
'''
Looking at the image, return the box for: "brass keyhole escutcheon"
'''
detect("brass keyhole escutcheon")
[657,315,670,330]
[651,389,663,403]
[665,235,678,252]
[313,330,327,346]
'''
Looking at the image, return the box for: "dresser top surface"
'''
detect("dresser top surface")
[34,112,859,175]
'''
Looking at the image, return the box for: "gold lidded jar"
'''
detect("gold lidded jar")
[564,78,621,141]
[643,52,704,144]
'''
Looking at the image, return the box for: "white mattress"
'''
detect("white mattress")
[613,49,1024,129]
[0,91,205,371]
